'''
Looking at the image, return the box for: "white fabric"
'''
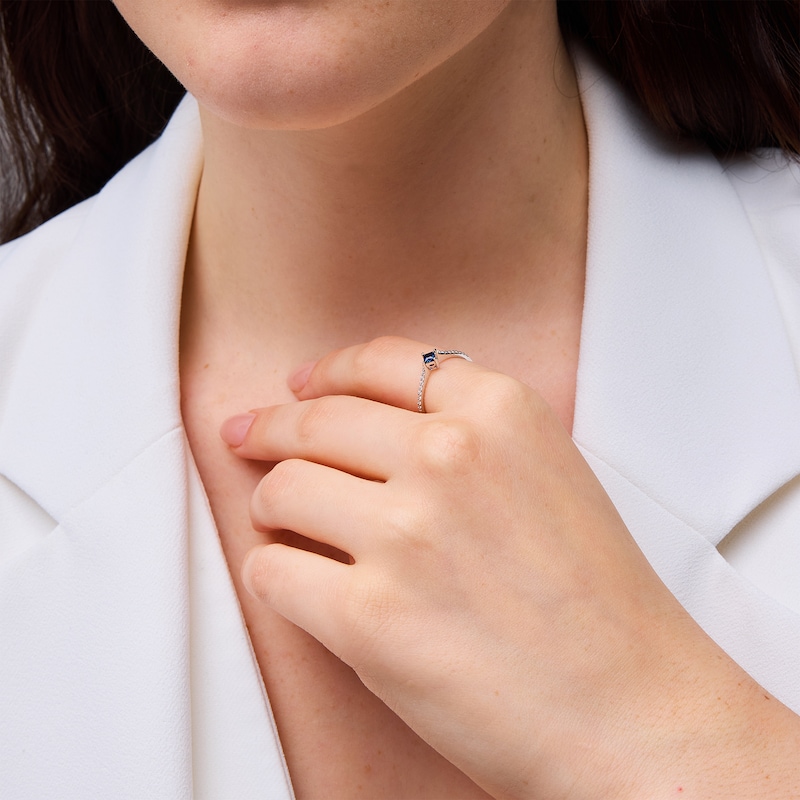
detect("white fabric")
[720,475,800,616]
[714,153,800,613]
[187,454,294,800]
[571,56,800,709]
[0,54,798,797]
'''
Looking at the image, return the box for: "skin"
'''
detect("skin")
[112,0,800,796]
[225,337,800,799]
[127,0,588,420]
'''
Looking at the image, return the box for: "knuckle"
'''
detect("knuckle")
[408,417,481,477]
[340,573,399,665]
[251,460,301,526]
[260,459,296,498]
[474,373,545,427]
[476,374,557,450]
[477,372,530,409]
[243,546,280,605]
[368,334,406,354]
[294,398,336,448]
[381,497,430,550]
[353,336,403,377]
[240,406,274,446]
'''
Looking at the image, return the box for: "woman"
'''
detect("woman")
[0,1,799,797]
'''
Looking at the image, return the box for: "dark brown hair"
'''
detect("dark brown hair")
[558,0,800,157]
[0,0,798,243]
[0,0,184,243]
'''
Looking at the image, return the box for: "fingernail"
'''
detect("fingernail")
[287,360,316,393]
[219,413,256,447]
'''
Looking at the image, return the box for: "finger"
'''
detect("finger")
[223,394,411,480]
[242,543,352,657]
[291,335,483,413]
[250,459,384,558]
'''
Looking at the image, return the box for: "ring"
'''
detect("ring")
[417,349,472,412]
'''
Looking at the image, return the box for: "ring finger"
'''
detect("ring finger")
[292,335,484,414]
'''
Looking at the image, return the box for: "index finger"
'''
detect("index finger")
[291,335,482,413]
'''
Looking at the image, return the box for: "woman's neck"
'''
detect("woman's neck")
[183,2,587,363]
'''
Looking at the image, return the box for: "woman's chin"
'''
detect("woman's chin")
[114,0,512,131]
[187,63,404,131]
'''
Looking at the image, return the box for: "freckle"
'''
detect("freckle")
[204,363,210,369]
[364,763,372,774]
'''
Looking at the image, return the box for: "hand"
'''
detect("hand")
[221,336,800,799]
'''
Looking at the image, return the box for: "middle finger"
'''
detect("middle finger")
[224,394,412,480]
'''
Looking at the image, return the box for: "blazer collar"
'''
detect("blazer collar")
[2,55,800,545]
[0,97,204,797]
[1,58,800,785]
[2,63,799,542]
[0,96,202,519]
[572,53,800,545]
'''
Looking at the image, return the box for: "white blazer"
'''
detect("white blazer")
[1,56,799,798]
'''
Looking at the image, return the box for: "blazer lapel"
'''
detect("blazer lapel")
[574,53,800,545]
[572,54,800,709]
[0,98,202,797]
[2,57,800,791]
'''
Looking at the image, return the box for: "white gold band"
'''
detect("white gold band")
[417,349,472,412]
